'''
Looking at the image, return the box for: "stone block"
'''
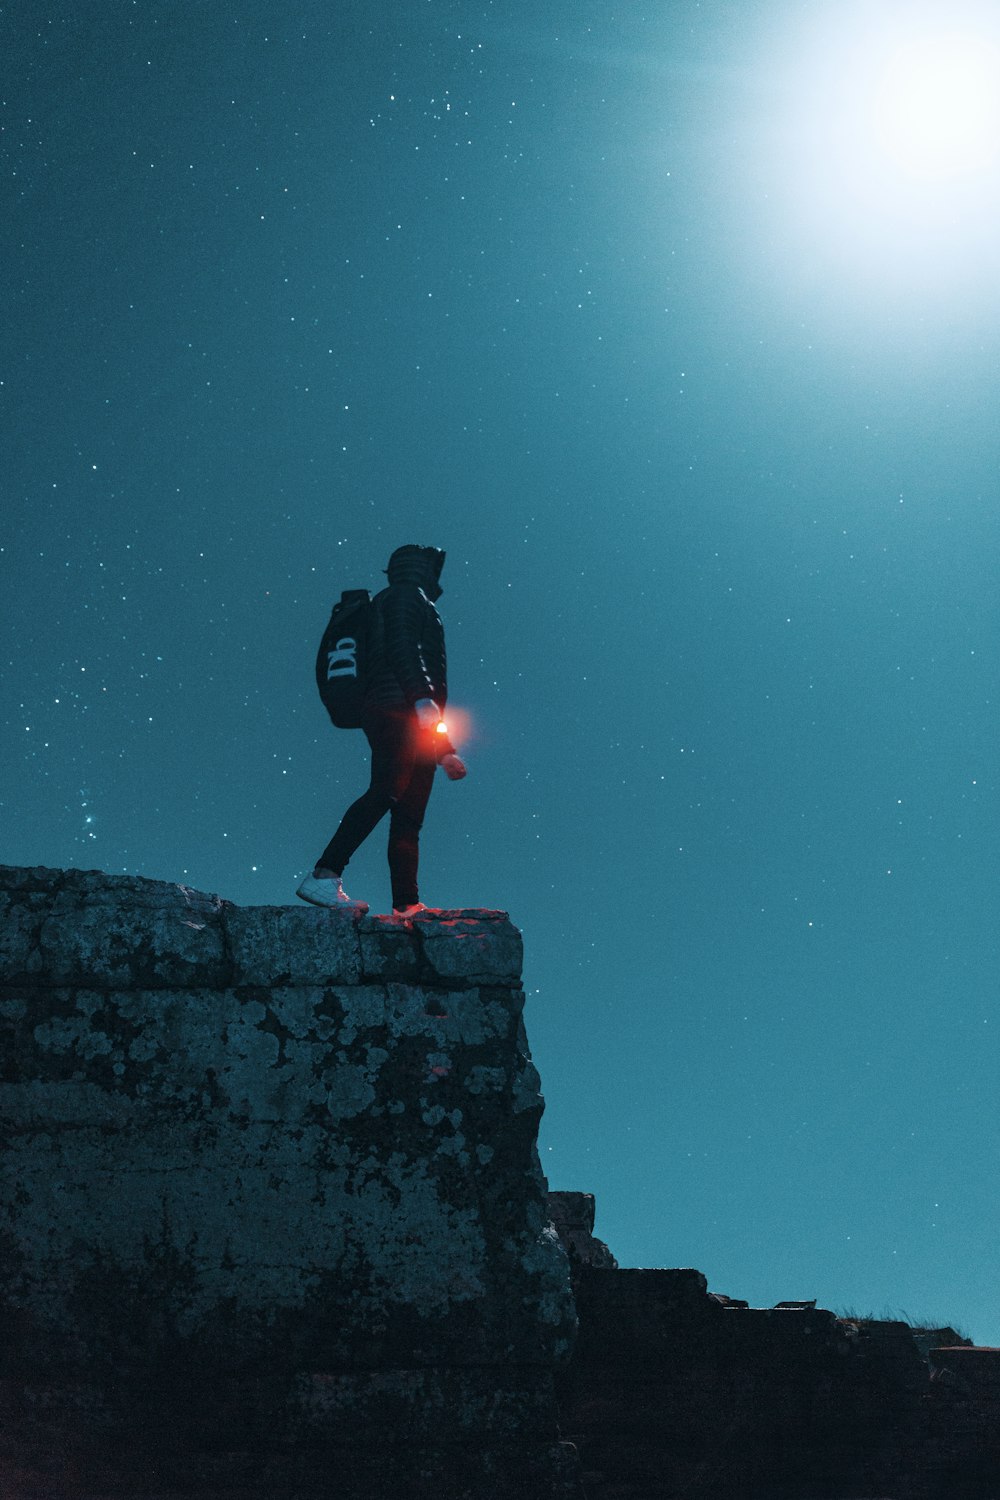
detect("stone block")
[0,893,48,983]
[358,912,424,980]
[223,903,363,985]
[35,897,229,990]
[930,1345,1000,1392]
[414,910,524,984]
[572,1266,715,1355]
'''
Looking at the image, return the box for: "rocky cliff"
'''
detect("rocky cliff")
[0,865,578,1499]
[6,864,996,1500]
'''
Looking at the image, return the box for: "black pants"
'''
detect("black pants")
[316,706,437,909]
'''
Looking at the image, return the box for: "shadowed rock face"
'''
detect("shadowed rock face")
[0,864,578,1499]
[549,1233,998,1500]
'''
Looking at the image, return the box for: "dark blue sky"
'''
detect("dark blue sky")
[4,2,998,1341]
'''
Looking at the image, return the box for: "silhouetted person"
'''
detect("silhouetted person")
[297,544,466,917]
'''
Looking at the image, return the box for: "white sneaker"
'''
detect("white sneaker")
[296,873,368,911]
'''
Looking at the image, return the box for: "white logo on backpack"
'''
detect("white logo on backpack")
[326,636,358,679]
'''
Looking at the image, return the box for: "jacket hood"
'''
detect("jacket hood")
[385,545,446,602]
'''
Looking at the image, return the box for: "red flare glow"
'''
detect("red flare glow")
[439,705,472,747]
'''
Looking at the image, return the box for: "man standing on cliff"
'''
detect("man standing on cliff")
[296,544,467,918]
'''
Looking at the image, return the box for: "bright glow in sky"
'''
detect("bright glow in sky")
[773,6,1000,278]
[871,35,1000,179]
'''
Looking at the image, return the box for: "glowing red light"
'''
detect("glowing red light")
[438,704,473,747]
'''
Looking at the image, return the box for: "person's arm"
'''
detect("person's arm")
[422,609,465,773]
[380,584,437,706]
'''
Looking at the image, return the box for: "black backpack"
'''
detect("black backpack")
[315,589,378,728]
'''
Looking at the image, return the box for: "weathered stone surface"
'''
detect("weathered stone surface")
[358,912,424,980]
[0,864,576,1498]
[414,909,524,984]
[0,868,525,995]
[0,865,234,990]
[224,902,363,985]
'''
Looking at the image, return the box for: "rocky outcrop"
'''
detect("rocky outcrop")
[553,1204,1000,1500]
[547,1192,618,1269]
[0,865,578,1499]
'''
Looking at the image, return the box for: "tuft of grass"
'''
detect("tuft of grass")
[834,1305,971,1341]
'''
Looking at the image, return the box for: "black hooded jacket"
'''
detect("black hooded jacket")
[363,546,449,716]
